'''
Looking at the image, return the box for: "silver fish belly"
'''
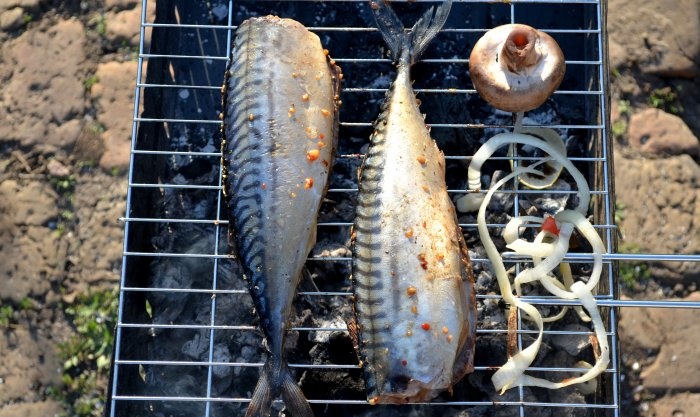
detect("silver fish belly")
[351,0,476,404]
[222,15,341,417]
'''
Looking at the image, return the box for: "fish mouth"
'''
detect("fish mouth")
[371,374,449,404]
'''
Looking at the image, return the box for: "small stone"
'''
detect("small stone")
[104,1,155,47]
[650,393,700,417]
[0,7,24,31]
[91,61,140,169]
[628,108,699,156]
[608,0,700,79]
[607,39,626,70]
[0,0,43,12]
[640,293,700,392]
[0,18,87,154]
[0,400,62,417]
[614,153,700,283]
[104,0,139,10]
[46,159,70,177]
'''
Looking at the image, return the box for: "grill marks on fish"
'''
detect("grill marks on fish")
[222,15,341,417]
[352,102,393,395]
[224,28,276,320]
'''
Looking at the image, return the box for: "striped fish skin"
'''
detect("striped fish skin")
[222,15,341,417]
[351,0,476,404]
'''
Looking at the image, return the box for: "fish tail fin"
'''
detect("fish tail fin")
[281,368,314,417]
[371,0,452,64]
[244,365,273,417]
[244,360,313,417]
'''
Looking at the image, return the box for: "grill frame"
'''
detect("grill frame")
[107,1,700,417]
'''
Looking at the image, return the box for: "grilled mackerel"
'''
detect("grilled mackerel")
[222,16,341,417]
[350,0,476,404]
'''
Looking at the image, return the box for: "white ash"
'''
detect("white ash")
[212,343,233,378]
[551,323,594,356]
[312,316,348,344]
[182,330,210,359]
[485,170,517,212]
[519,178,572,214]
[210,2,228,21]
[482,298,507,329]
[311,241,352,259]
[475,270,494,293]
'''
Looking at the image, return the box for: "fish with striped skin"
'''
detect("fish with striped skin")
[350,0,477,404]
[221,16,341,417]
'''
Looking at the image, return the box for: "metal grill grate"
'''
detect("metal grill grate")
[108,1,700,417]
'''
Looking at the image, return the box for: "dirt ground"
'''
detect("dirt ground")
[0,1,698,417]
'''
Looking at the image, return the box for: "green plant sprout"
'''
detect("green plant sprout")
[649,86,683,114]
[50,288,118,417]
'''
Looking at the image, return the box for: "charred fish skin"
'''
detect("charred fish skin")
[221,15,341,417]
[351,0,477,404]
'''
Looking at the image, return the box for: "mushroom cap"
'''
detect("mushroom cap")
[469,24,566,113]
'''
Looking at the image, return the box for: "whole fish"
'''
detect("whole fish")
[221,15,341,417]
[350,0,477,404]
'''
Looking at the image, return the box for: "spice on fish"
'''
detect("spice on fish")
[305,126,318,139]
[306,149,320,161]
[417,253,428,270]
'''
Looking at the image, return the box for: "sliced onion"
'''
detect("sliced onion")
[458,132,590,215]
[468,131,610,394]
[502,216,543,244]
[508,127,567,190]
[477,164,547,304]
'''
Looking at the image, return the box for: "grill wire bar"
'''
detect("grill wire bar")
[107,1,700,417]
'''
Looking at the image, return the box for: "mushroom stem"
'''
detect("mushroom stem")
[513,111,525,133]
[500,25,539,73]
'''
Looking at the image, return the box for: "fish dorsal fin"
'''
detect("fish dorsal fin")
[346,318,361,355]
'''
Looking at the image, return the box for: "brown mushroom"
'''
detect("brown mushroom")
[469,24,565,113]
